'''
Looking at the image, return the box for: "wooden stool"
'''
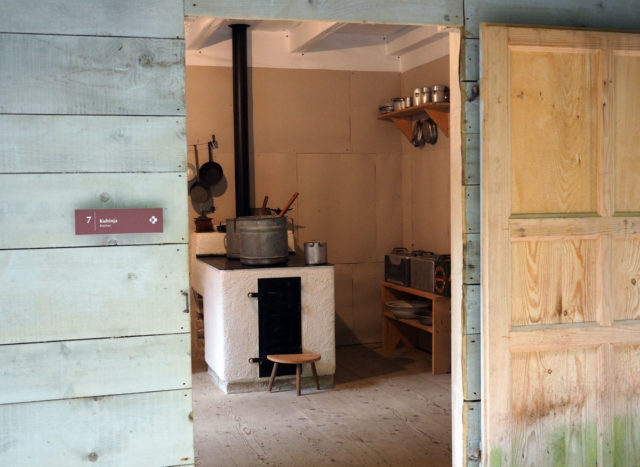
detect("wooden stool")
[266,353,321,396]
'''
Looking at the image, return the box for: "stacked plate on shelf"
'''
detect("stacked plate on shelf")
[385,300,432,322]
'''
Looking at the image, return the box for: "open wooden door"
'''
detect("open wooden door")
[482,25,640,465]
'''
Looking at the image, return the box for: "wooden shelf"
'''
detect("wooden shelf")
[383,310,433,333]
[381,281,448,302]
[381,281,451,374]
[377,102,450,139]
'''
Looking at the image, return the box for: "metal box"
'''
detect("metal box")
[384,248,412,286]
[410,251,438,292]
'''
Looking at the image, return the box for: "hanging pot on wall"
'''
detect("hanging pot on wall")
[199,137,224,187]
[189,144,211,203]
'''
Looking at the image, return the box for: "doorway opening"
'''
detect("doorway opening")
[184,17,458,465]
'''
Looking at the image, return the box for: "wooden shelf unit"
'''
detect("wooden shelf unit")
[381,281,451,375]
[377,102,450,139]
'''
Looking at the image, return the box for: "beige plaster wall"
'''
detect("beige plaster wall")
[186,66,403,345]
[400,56,451,255]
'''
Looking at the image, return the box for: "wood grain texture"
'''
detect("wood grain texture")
[0,173,187,249]
[509,47,599,215]
[613,237,640,321]
[613,344,640,465]
[464,184,480,233]
[510,216,640,239]
[511,239,597,326]
[613,53,640,214]
[463,233,480,284]
[0,390,194,465]
[463,284,481,335]
[510,325,640,353]
[461,38,479,82]
[463,401,482,466]
[0,115,186,173]
[510,349,598,465]
[0,34,185,115]
[194,344,451,466]
[463,82,480,134]
[186,0,463,27]
[0,334,191,405]
[0,245,189,344]
[465,0,640,38]
[463,334,480,400]
[0,0,184,38]
[463,132,480,184]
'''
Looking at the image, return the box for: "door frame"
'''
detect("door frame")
[184,5,466,466]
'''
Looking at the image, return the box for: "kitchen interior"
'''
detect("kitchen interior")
[184,16,453,464]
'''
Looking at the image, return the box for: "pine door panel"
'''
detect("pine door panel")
[483,25,640,466]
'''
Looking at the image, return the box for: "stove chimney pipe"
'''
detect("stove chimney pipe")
[230,24,251,218]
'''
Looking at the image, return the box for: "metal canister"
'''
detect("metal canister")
[421,86,432,104]
[413,88,422,106]
[392,97,405,111]
[304,241,327,265]
[432,85,449,103]
[404,96,413,108]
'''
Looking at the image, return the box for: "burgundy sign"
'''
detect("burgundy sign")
[75,208,163,235]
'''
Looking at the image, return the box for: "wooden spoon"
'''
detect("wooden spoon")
[260,196,269,216]
[277,192,299,218]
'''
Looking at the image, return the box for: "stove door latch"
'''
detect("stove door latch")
[248,292,260,298]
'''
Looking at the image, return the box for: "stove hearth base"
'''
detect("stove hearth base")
[193,255,336,394]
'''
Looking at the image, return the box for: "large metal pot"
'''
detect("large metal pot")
[237,216,288,266]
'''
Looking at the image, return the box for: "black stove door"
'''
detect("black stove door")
[257,276,302,377]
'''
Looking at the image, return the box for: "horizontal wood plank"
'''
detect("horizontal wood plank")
[186,0,463,27]
[461,38,479,82]
[463,401,482,465]
[0,115,186,173]
[463,132,480,184]
[0,334,191,405]
[0,34,185,115]
[0,245,189,344]
[464,185,480,233]
[509,323,640,352]
[510,216,640,239]
[465,0,640,38]
[0,390,194,465]
[463,334,481,401]
[0,173,188,249]
[463,233,480,284]
[0,0,184,38]
[463,284,481,334]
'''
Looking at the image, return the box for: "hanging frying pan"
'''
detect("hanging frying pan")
[189,144,210,203]
[199,137,224,187]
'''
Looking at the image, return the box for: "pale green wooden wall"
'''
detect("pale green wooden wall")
[3,0,640,465]
[0,1,193,465]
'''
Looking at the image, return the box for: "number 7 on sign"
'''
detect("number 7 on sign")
[86,216,92,224]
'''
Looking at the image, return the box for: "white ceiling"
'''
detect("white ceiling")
[184,17,450,72]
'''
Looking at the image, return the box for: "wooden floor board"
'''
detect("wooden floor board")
[193,344,452,466]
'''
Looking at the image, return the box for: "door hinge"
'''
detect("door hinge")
[468,84,480,102]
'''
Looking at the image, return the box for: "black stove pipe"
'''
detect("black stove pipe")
[230,24,251,218]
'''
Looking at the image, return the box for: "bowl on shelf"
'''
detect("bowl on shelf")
[385,300,431,319]
[418,315,433,326]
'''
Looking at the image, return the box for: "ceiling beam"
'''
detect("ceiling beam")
[186,17,226,50]
[385,25,446,56]
[288,21,345,53]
